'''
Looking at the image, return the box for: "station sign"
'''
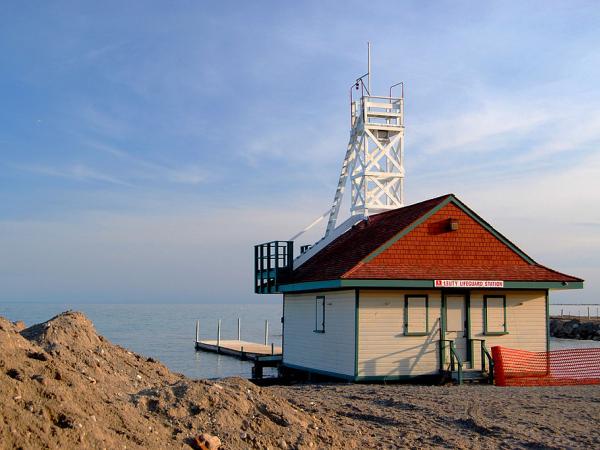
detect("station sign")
[434,280,504,288]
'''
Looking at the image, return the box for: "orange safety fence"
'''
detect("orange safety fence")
[491,346,600,386]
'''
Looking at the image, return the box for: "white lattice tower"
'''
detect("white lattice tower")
[325,91,405,236]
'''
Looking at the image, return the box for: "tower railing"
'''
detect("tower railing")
[254,241,293,294]
[352,95,404,129]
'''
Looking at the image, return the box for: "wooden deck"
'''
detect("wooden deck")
[195,339,282,361]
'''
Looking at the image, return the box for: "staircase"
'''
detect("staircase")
[440,339,495,384]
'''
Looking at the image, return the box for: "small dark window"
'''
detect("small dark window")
[314,296,325,333]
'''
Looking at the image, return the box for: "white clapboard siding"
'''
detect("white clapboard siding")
[470,290,546,368]
[358,290,442,377]
[283,290,355,377]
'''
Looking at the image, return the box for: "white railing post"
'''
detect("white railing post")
[195,320,200,343]
[264,320,269,346]
[217,319,221,348]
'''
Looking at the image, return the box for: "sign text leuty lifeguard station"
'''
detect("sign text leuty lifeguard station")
[253,50,583,383]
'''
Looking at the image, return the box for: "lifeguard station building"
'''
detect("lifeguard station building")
[253,59,583,383]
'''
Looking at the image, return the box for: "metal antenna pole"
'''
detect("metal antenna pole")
[367,42,371,92]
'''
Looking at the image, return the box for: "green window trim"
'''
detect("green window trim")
[483,295,508,335]
[404,294,429,336]
[314,295,325,333]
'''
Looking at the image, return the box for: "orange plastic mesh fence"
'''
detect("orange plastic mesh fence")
[491,346,600,386]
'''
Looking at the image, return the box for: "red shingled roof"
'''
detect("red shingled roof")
[289,194,582,284]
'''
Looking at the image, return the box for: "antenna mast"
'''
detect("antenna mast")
[367,41,371,92]
[324,43,405,237]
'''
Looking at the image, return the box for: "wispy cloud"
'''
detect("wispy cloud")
[16,164,132,186]
[87,140,211,185]
[411,99,551,157]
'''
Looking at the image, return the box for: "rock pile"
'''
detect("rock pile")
[0,311,345,449]
[550,318,600,340]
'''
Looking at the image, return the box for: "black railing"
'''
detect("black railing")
[470,339,494,384]
[254,241,293,294]
[440,339,463,384]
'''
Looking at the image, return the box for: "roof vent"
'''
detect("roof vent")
[448,219,459,231]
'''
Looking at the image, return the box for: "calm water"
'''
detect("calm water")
[1,302,598,379]
[0,302,281,379]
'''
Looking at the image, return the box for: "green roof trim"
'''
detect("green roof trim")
[278,279,583,292]
[361,195,537,265]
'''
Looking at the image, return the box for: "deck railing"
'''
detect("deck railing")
[254,241,293,294]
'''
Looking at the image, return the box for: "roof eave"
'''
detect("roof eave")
[279,279,584,293]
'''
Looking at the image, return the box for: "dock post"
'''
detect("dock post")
[561,309,563,317]
[264,320,269,346]
[588,307,590,319]
[238,318,241,341]
[217,319,221,350]
[195,320,200,343]
[271,342,274,355]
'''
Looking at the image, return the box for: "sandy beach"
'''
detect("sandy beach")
[1,312,599,449]
[271,383,600,449]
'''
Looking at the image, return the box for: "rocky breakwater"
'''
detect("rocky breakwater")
[550,318,600,340]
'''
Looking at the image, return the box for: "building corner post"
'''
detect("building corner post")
[354,288,360,379]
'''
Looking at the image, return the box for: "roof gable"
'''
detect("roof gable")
[289,194,451,283]
[289,194,582,284]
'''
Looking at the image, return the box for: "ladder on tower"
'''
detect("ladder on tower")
[325,132,358,236]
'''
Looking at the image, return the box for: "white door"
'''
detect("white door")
[445,295,468,363]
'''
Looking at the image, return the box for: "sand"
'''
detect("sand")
[1,311,599,449]
[271,383,600,449]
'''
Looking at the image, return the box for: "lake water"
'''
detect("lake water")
[1,302,598,379]
[0,302,282,379]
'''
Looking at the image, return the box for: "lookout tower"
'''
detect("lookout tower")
[325,71,405,236]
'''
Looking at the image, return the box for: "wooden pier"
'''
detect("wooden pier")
[193,318,282,378]
[194,339,282,360]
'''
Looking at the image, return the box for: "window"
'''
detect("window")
[314,296,325,333]
[404,295,429,336]
[484,295,508,335]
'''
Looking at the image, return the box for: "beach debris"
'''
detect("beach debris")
[193,432,221,450]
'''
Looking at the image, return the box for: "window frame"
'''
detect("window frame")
[314,295,325,333]
[483,295,508,335]
[404,294,429,336]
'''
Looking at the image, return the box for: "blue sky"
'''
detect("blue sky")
[1,1,599,303]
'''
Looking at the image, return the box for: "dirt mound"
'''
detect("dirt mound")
[0,312,344,449]
[20,311,103,353]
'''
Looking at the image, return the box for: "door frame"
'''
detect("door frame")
[441,289,472,368]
